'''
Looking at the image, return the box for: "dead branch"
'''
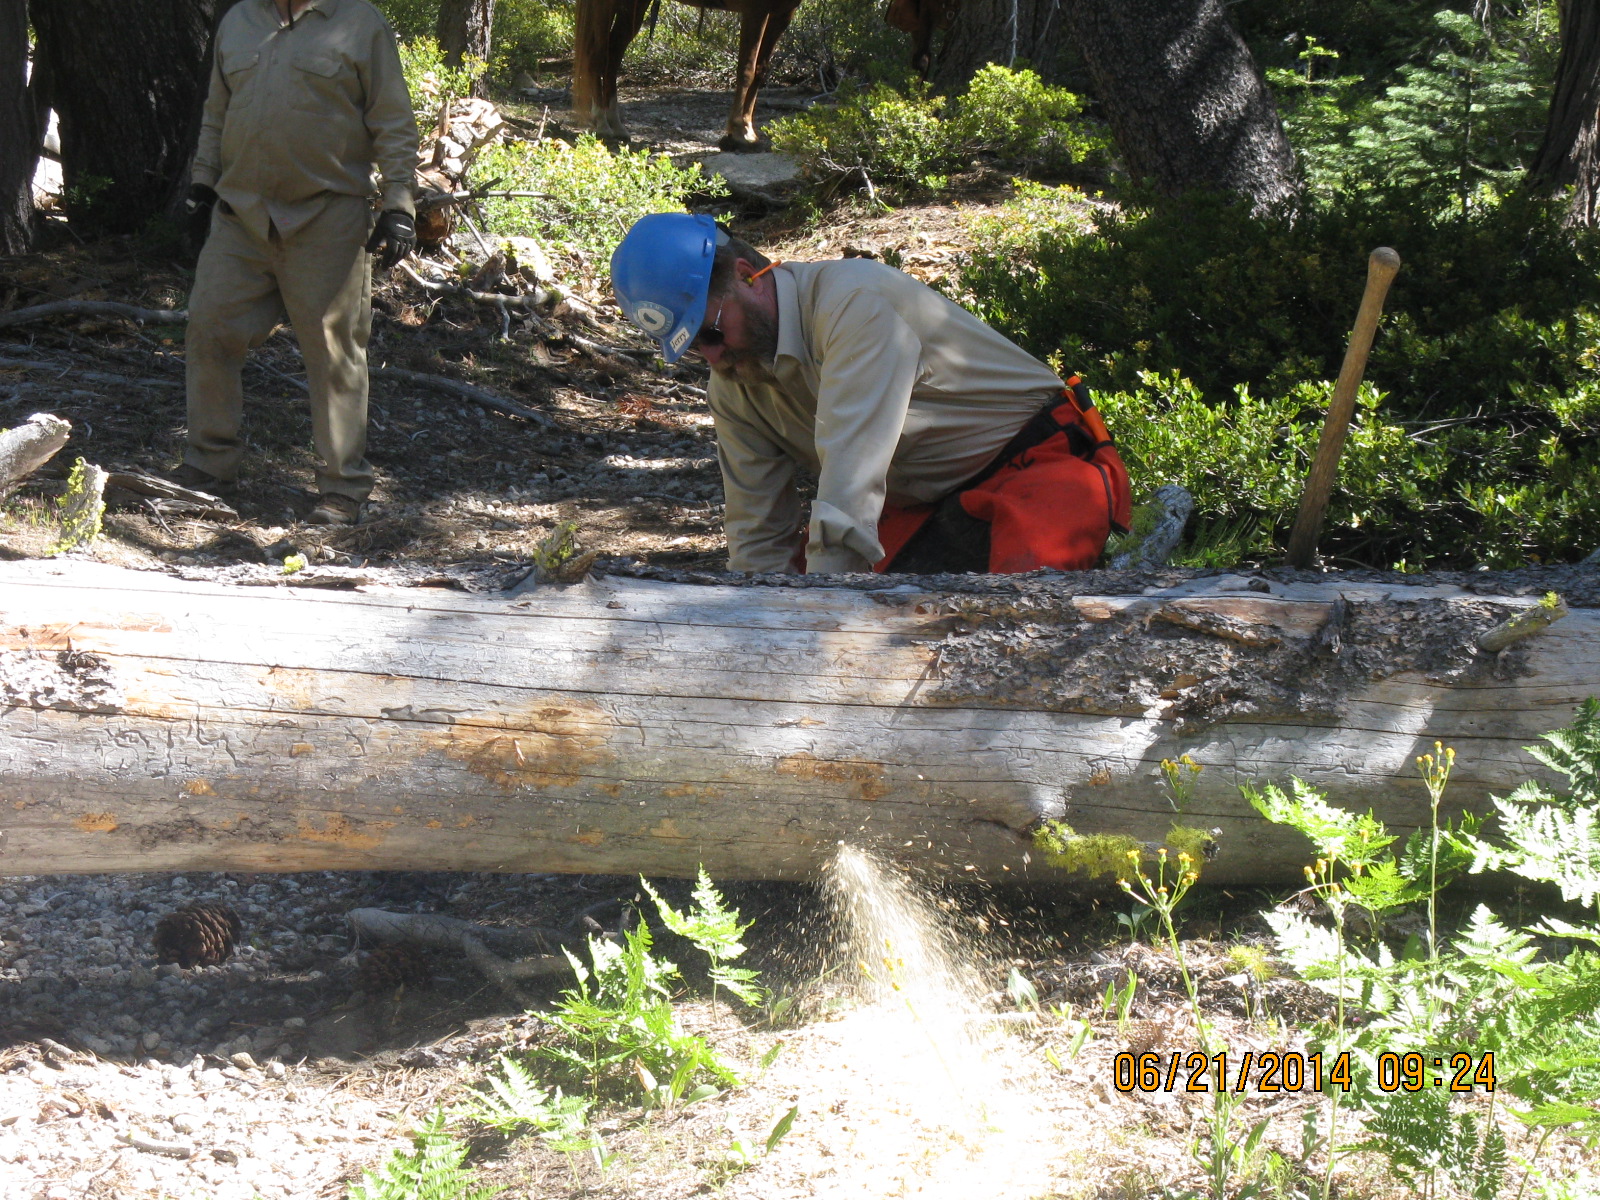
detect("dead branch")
[346,906,572,1002]
[0,300,187,331]
[0,413,71,495]
[370,366,555,428]
[562,331,655,365]
[103,470,239,522]
[1477,596,1570,652]
[0,356,182,391]
[395,260,565,316]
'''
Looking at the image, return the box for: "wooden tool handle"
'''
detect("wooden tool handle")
[1284,247,1402,568]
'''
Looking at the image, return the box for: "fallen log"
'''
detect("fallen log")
[0,412,71,495]
[0,560,1594,884]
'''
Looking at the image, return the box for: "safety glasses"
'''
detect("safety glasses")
[694,298,726,350]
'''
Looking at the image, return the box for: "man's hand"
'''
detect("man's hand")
[184,184,218,245]
[365,210,415,271]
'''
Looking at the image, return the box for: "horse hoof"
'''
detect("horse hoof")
[717,136,769,154]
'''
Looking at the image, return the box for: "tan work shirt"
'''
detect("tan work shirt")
[707,258,1066,573]
[193,0,418,242]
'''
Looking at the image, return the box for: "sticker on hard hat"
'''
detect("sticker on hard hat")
[632,301,673,335]
[669,326,691,355]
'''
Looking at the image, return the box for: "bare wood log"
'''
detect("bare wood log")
[0,412,70,495]
[0,562,1595,885]
[0,299,187,331]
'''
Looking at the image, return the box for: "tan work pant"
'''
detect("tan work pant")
[185,194,375,500]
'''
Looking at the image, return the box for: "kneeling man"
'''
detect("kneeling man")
[611,213,1130,574]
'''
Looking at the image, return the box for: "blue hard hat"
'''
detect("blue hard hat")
[611,213,722,363]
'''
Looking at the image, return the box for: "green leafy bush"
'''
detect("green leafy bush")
[948,64,1105,173]
[398,36,485,126]
[470,136,725,281]
[488,2,573,84]
[774,0,915,91]
[769,67,1105,200]
[957,183,1600,567]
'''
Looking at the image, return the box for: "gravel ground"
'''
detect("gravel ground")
[0,868,630,1199]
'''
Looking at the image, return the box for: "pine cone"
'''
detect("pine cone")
[153,902,242,969]
[356,945,432,995]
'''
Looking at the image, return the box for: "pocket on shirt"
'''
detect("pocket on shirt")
[289,49,358,113]
[220,49,259,89]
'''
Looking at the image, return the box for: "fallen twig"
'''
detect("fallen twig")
[563,331,655,365]
[0,299,187,331]
[370,365,555,428]
[0,356,181,391]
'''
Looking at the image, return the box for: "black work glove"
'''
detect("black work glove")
[365,209,415,272]
[184,183,218,245]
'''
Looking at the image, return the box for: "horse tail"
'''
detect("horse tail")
[645,0,662,46]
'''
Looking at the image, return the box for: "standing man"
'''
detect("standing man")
[610,213,1131,574]
[175,0,419,525]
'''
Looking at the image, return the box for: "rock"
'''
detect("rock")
[229,1052,258,1072]
[699,151,804,206]
[142,1031,161,1050]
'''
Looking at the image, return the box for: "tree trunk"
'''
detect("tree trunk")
[437,0,495,97]
[1527,0,1600,227]
[0,0,35,254]
[929,0,1069,91]
[0,560,1591,885]
[1064,0,1300,214]
[27,0,215,235]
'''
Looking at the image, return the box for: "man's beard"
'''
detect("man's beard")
[712,300,780,388]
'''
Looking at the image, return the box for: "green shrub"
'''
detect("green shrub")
[957,184,1600,567]
[620,5,743,87]
[470,136,725,281]
[489,2,574,84]
[769,79,954,196]
[948,63,1106,174]
[398,36,486,126]
[774,0,917,91]
[769,67,1104,200]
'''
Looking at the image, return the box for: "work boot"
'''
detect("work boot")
[305,493,363,526]
[163,463,235,496]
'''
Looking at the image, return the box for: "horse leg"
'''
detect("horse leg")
[719,5,794,152]
[574,0,648,140]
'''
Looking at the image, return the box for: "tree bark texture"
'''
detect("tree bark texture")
[1527,0,1600,227]
[929,0,1069,91]
[0,0,36,254]
[437,0,495,96]
[1064,0,1299,214]
[27,0,215,235]
[0,561,1591,886]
